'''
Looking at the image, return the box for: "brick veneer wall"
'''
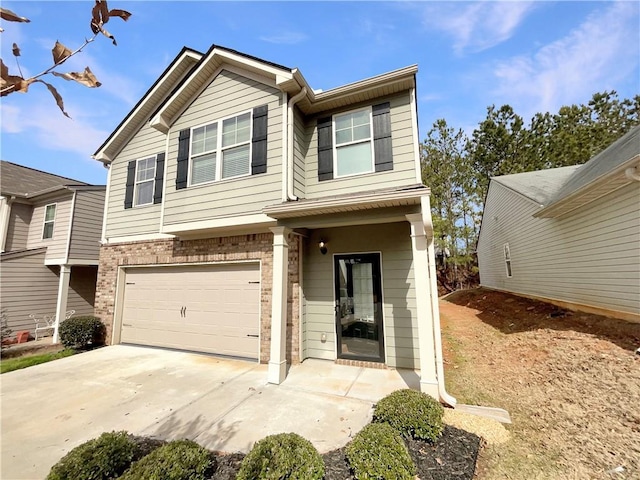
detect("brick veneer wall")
[94,233,300,364]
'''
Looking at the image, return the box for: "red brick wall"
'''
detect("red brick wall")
[94,233,300,363]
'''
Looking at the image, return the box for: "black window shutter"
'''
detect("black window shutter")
[175,129,190,190]
[251,105,268,175]
[153,153,165,204]
[317,116,333,181]
[124,160,136,209]
[373,102,393,172]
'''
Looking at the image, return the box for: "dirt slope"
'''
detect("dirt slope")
[440,288,640,480]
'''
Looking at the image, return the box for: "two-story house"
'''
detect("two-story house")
[93,46,454,405]
[0,161,106,340]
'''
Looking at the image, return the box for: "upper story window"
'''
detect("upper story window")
[333,108,374,177]
[42,203,56,240]
[135,157,156,206]
[190,111,252,186]
[317,102,392,182]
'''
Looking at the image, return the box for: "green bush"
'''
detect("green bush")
[373,388,444,442]
[236,432,324,480]
[47,431,140,480]
[346,423,416,480]
[120,439,213,480]
[59,316,106,349]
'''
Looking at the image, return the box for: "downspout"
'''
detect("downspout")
[286,87,307,201]
[421,195,457,407]
[0,195,15,253]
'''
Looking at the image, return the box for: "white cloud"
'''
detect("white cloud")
[423,2,535,54]
[259,31,307,45]
[491,1,639,119]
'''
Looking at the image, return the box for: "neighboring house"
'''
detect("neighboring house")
[0,161,106,339]
[477,126,640,322]
[92,45,454,404]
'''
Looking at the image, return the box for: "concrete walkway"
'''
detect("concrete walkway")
[1,345,418,480]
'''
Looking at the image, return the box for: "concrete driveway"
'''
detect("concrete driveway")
[1,345,418,480]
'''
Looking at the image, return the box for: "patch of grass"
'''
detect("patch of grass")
[1,349,75,374]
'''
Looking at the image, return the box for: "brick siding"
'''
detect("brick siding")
[94,233,300,363]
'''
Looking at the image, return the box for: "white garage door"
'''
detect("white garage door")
[121,263,260,359]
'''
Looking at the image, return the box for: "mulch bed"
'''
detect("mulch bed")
[203,425,481,479]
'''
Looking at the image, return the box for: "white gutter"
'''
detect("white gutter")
[421,195,457,407]
[286,87,307,201]
[101,163,112,244]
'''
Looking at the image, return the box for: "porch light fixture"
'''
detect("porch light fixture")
[319,239,328,255]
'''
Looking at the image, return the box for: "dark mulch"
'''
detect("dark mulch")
[130,425,480,480]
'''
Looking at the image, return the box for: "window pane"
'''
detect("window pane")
[236,112,251,143]
[336,142,372,176]
[137,157,155,182]
[135,180,153,205]
[222,117,236,147]
[43,222,54,239]
[335,114,352,131]
[203,123,217,152]
[353,124,370,142]
[44,205,56,222]
[335,129,352,145]
[352,110,369,126]
[222,144,250,178]
[192,153,217,185]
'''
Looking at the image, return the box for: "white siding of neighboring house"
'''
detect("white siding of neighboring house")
[302,221,419,369]
[162,69,283,226]
[26,193,73,263]
[105,123,166,238]
[68,190,105,262]
[477,181,640,317]
[303,92,418,199]
[5,201,32,252]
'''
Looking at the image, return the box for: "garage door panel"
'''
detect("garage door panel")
[121,263,260,360]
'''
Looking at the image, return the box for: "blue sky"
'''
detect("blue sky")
[1,1,638,185]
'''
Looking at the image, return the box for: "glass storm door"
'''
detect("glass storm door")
[334,253,384,362]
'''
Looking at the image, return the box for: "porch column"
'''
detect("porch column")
[268,226,290,384]
[406,214,439,397]
[53,265,71,344]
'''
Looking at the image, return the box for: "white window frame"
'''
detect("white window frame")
[188,109,253,186]
[42,203,57,240]
[332,106,375,178]
[503,243,513,278]
[134,156,156,207]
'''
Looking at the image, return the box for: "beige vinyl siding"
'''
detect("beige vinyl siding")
[68,190,105,262]
[0,250,59,333]
[302,222,418,368]
[292,106,308,198]
[477,181,640,315]
[5,202,32,251]
[67,266,98,316]
[163,70,283,226]
[304,93,418,199]
[106,123,165,238]
[26,193,73,262]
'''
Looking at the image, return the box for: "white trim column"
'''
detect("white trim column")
[406,213,439,398]
[0,196,12,253]
[53,265,71,344]
[268,226,290,384]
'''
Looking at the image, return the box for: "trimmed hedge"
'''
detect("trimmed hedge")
[373,389,444,442]
[120,439,213,480]
[59,316,106,349]
[236,432,324,480]
[47,431,140,480]
[346,423,416,480]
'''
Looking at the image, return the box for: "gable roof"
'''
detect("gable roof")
[0,161,89,198]
[94,44,417,162]
[492,165,579,205]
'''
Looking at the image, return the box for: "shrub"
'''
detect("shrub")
[59,316,106,349]
[373,388,444,442]
[346,423,416,480]
[236,432,324,480]
[47,431,140,480]
[120,439,213,480]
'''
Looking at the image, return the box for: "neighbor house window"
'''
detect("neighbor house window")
[333,107,374,177]
[190,111,252,185]
[134,157,156,206]
[42,203,56,239]
[504,243,513,278]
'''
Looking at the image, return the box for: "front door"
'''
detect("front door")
[334,253,384,362]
